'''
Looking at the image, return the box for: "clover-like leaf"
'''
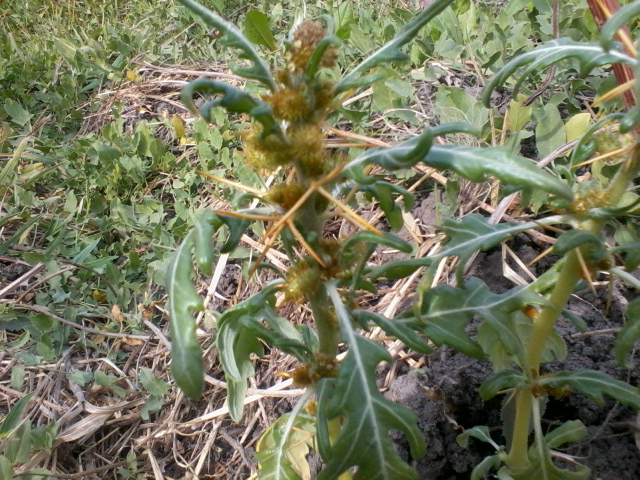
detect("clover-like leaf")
[483,38,636,108]
[335,0,455,92]
[176,0,276,89]
[316,284,425,480]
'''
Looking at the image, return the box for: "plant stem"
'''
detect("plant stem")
[507,145,640,468]
[309,285,340,358]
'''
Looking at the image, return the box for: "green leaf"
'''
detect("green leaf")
[506,97,532,133]
[176,0,276,89]
[540,370,640,409]
[256,410,316,480]
[354,311,433,354]
[317,284,424,480]
[552,230,606,261]
[167,210,220,399]
[483,38,636,107]
[564,113,591,143]
[422,145,573,201]
[335,0,455,92]
[0,392,34,438]
[4,99,33,126]
[181,79,280,138]
[456,426,501,450]
[0,138,27,189]
[244,10,277,51]
[534,103,565,160]
[6,423,31,464]
[431,214,543,283]
[216,282,307,421]
[479,369,525,400]
[365,257,432,281]
[410,278,547,362]
[0,456,14,479]
[435,86,487,130]
[614,298,640,368]
[544,420,587,449]
[139,368,170,397]
[599,2,640,52]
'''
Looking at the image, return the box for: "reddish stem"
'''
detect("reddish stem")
[585,0,636,108]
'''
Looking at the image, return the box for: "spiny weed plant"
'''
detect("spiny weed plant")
[168,0,640,478]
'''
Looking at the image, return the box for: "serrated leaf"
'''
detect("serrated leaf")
[483,38,635,107]
[409,278,547,362]
[256,412,316,480]
[540,370,640,409]
[244,10,277,51]
[335,0,455,92]
[317,284,424,480]
[176,0,276,89]
[167,210,219,399]
[422,145,573,200]
[614,297,640,368]
[217,282,308,421]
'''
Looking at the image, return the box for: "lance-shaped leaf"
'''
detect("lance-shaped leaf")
[343,122,478,184]
[539,370,640,409]
[407,277,548,362]
[335,0,454,92]
[615,297,640,368]
[483,38,636,108]
[181,79,280,137]
[168,210,220,399]
[316,283,425,480]
[176,0,276,90]
[421,146,573,201]
[354,310,433,354]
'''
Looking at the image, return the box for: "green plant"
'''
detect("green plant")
[168,0,640,479]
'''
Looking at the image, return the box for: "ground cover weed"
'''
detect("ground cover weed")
[168,0,640,478]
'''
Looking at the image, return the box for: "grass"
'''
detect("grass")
[0,0,614,478]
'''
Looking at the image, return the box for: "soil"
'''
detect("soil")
[383,235,640,479]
